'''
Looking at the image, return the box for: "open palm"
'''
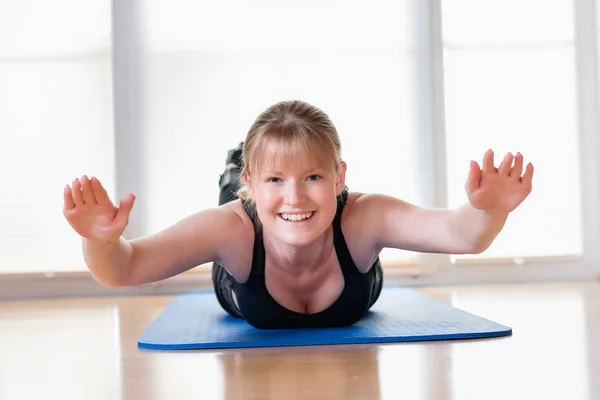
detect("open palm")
[63,175,135,241]
[465,149,534,215]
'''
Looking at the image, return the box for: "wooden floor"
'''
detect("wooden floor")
[1,281,599,400]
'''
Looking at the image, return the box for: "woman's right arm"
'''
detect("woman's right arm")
[81,237,133,287]
[65,175,246,287]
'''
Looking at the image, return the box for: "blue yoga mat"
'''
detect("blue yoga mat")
[138,286,511,350]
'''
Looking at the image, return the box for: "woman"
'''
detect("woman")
[63,100,534,329]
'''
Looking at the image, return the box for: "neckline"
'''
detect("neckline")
[259,233,349,317]
[258,192,354,317]
[241,188,359,317]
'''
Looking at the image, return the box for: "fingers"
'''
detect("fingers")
[80,175,97,204]
[498,152,514,176]
[71,179,84,206]
[506,151,532,185]
[465,160,482,193]
[482,150,530,180]
[478,149,533,186]
[63,185,75,210]
[114,193,136,227]
[91,176,112,206]
[510,152,524,179]
[67,176,109,208]
[522,162,534,189]
[481,149,496,174]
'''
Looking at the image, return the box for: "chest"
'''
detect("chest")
[263,252,345,314]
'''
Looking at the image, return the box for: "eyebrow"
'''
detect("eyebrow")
[263,168,323,175]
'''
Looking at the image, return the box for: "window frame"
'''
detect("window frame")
[424,0,600,284]
[415,0,600,284]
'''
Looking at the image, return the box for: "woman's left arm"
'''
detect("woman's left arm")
[359,149,534,255]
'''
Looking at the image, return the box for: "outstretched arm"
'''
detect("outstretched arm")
[64,176,247,287]
[360,149,534,254]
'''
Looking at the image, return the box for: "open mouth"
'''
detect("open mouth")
[278,211,315,222]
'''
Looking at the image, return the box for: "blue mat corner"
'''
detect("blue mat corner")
[138,286,511,350]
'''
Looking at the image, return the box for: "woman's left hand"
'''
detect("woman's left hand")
[465,149,534,215]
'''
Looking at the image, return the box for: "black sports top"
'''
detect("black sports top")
[231,189,378,329]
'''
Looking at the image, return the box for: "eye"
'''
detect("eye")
[267,177,282,183]
[307,175,321,181]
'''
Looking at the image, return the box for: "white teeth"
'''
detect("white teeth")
[280,212,313,221]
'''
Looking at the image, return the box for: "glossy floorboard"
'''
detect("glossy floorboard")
[1,281,598,400]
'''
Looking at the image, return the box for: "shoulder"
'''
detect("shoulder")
[342,191,417,217]
[338,191,423,255]
[341,191,437,236]
[214,200,256,281]
[340,191,387,220]
[339,191,392,235]
[221,199,255,230]
[340,191,461,255]
[335,192,383,271]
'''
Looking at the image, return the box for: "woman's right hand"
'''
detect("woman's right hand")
[63,175,136,242]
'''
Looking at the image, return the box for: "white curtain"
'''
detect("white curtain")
[0,0,114,273]
[139,0,422,265]
[442,0,583,260]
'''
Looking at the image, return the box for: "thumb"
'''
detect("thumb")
[114,193,136,227]
[465,160,481,194]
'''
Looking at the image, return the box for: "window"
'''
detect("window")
[0,0,114,273]
[441,0,583,261]
[139,0,423,266]
[1,1,599,287]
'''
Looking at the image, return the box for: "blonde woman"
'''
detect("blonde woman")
[63,100,534,329]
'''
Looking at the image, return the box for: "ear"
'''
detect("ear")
[242,170,254,197]
[335,161,347,195]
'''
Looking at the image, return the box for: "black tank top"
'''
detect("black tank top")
[232,189,378,329]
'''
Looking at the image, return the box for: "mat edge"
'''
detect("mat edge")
[137,328,513,351]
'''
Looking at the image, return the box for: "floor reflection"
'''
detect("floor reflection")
[3,282,598,400]
[118,283,600,400]
[0,300,123,400]
[449,288,591,400]
[216,346,381,400]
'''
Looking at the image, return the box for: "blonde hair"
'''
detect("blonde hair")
[237,100,343,204]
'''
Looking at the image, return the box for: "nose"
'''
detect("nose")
[283,181,305,205]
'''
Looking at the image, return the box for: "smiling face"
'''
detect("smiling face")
[244,139,346,247]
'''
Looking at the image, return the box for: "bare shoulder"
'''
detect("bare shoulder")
[341,191,467,255]
[221,199,254,230]
[342,191,427,232]
[204,200,256,281]
[340,191,385,229]
[337,192,382,272]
